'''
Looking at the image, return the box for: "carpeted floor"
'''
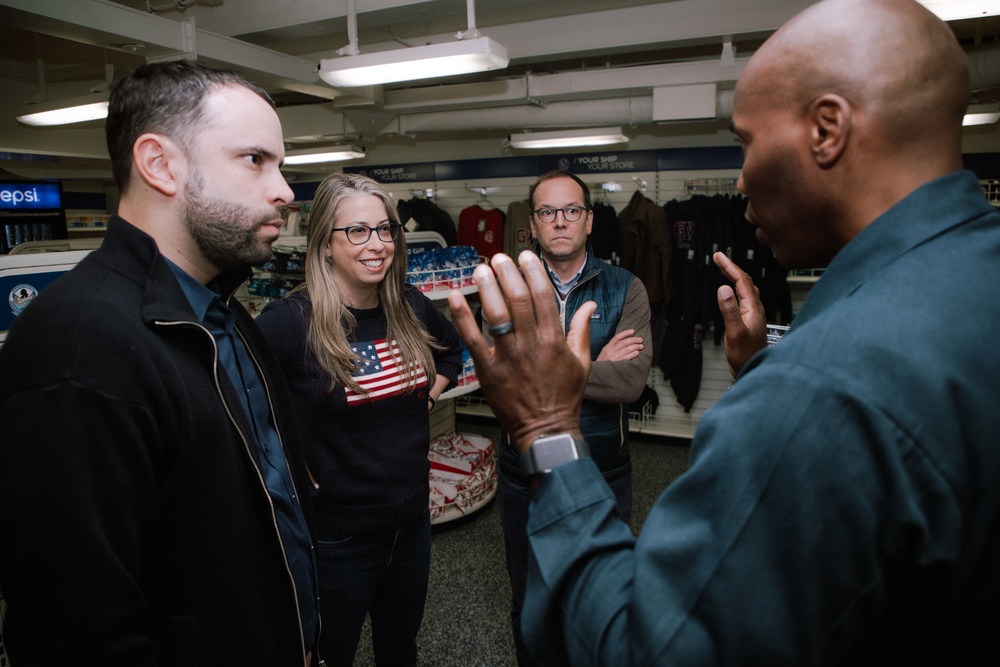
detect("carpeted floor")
[351,421,692,666]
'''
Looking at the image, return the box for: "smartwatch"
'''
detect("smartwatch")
[520,433,591,477]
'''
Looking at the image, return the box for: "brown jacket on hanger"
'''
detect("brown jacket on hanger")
[618,189,673,304]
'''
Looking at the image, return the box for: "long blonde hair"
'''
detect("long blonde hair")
[292,173,438,396]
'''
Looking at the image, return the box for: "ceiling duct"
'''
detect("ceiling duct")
[398,97,656,135]
[395,89,735,137]
[967,42,1000,92]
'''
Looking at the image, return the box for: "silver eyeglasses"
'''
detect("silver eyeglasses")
[331,222,402,245]
[532,206,589,224]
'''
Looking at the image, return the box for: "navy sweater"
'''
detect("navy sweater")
[257,286,462,534]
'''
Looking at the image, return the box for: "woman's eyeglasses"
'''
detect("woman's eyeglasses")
[331,222,402,245]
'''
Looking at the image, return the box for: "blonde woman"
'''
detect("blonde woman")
[256,173,462,667]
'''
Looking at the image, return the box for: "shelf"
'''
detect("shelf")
[408,251,485,299]
[786,269,824,283]
[418,283,479,300]
[455,396,696,440]
[628,413,697,440]
[442,379,479,400]
[454,396,494,419]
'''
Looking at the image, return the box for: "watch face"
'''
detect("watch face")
[531,434,579,471]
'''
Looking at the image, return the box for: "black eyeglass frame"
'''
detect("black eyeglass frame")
[330,222,402,245]
[531,206,590,224]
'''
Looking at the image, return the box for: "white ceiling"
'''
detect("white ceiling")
[1,0,999,184]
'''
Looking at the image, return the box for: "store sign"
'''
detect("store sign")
[0,182,62,210]
[347,163,436,183]
[541,150,658,174]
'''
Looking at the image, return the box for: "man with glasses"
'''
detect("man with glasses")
[492,169,652,667]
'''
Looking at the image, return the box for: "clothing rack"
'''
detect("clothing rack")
[586,181,623,193]
[410,188,436,199]
[684,177,738,195]
[586,181,622,205]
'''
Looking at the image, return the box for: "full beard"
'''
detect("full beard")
[183,173,281,272]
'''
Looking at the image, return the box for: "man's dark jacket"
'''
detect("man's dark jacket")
[0,217,317,666]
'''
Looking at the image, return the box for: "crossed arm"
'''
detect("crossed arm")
[587,278,653,404]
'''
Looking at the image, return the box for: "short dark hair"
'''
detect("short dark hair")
[528,169,592,211]
[106,59,274,193]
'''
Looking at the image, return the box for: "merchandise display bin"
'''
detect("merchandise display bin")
[428,432,497,526]
[406,245,483,295]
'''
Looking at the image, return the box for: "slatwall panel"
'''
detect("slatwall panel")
[637,277,816,438]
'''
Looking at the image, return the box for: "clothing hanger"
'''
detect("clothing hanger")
[465,184,495,210]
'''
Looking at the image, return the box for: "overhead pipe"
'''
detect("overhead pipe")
[394,89,735,137]
[457,0,481,40]
[146,0,200,14]
[966,41,1000,92]
[397,97,653,135]
[336,0,360,57]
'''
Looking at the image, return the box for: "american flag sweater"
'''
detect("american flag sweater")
[256,286,462,534]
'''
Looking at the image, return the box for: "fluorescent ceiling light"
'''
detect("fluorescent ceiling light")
[318,36,508,88]
[963,100,1000,126]
[508,127,630,150]
[16,93,109,127]
[917,1,1000,21]
[284,145,367,165]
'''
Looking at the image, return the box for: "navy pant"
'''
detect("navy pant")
[316,510,431,667]
[498,471,632,667]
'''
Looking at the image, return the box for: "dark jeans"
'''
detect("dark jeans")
[498,470,633,667]
[316,510,431,667]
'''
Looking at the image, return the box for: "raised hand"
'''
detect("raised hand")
[448,251,595,452]
[714,251,767,379]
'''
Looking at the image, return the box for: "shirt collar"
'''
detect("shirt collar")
[545,251,588,296]
[796,170,992,325]
[165,257,221,324]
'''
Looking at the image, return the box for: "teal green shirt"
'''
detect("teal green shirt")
[523,171,1000,666]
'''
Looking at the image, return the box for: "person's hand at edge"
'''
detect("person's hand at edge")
[714,251,767,379]
[448,251,595,453]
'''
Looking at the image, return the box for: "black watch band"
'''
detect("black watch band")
[520,433,591,477]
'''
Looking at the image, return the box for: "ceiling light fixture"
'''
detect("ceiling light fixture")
[15,93,109,127]
[318,0,508,88]
[283,145,367,165]
[917,1,1000,21]
[508,127,630,150]
[963,100,1000,126]
[319,36,508,88]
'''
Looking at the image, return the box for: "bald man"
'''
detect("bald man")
[447,1,1000,665]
